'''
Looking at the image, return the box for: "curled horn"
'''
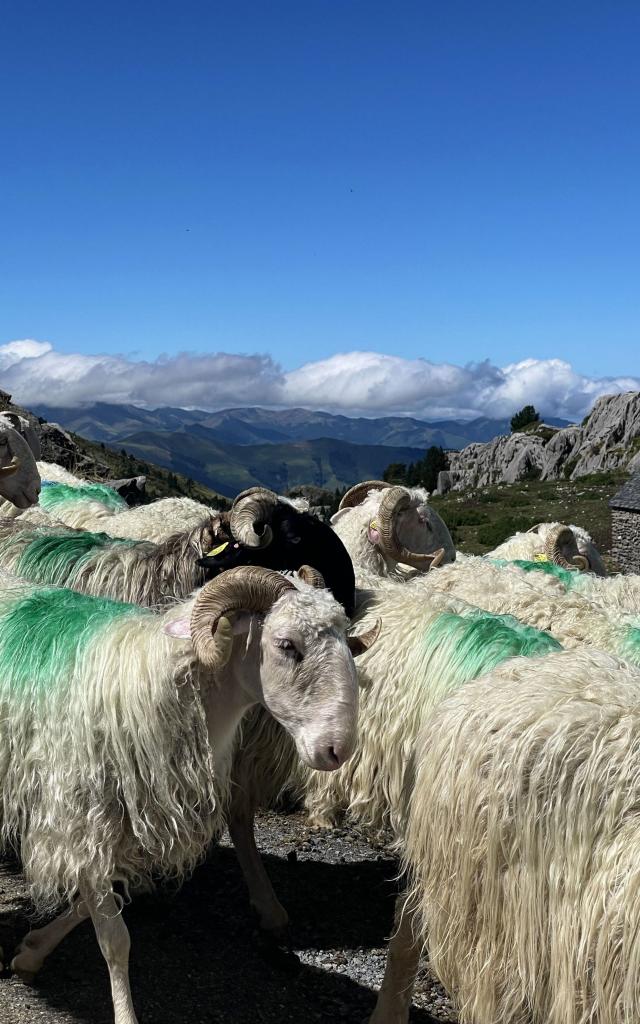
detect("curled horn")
[572,554,591,571]
[339,480,389,510]
[190,565,295,668]
[376,487,443,571]
[347,618,382,658]
[544,524,591,572]
[230,487,279,548]
[297,565,325,588]
[0,456,20,478]
[526,523,543,534]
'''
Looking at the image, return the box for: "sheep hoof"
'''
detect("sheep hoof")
[10,947,41,985]
[11,962,38,986]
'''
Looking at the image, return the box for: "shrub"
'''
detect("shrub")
[511,405,540,433]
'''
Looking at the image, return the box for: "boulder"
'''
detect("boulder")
[446,392,640,491]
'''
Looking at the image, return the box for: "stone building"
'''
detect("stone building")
[609,473,640,573]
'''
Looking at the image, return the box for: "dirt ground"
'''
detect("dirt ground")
[0,812,456,1024]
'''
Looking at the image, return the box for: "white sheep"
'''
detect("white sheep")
[228,583,561,932]
[488,519,607,575]
[15,478,221,541]
[493,555,640,617]
[0,412,41,510]
[370,647,640,1024]
[0,516,221,606]
[0,566,377,1023]
[331,480,455,577]
[416,536,640,666]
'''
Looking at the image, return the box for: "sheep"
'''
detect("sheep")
[0,516,221,605]
[370,647,640,1024]
[227,582,560,933]
[330,479,455,577]
[0,412,41,510]
[488,519,607,575]
[413,528,640,666]
[198,485,357,615]
[0,564,378,1023]
[14,477,222,542]
[496,555,640,617]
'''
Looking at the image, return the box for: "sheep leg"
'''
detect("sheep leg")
[227,787,289,934]
[11,898,90,982]
[369,895,421,1024]
[85,890,139,1024]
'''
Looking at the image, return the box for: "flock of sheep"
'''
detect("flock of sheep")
[1,408,640,1024]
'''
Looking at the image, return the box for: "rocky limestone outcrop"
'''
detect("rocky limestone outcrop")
[440,392,640,493]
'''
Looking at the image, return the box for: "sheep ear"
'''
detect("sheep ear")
[347,619,381,657]
[164,617,192,639]
[330,509,351,526]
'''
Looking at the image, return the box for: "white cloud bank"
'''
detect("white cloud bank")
[1,339,638,422]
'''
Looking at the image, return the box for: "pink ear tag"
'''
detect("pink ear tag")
[368,519,380,545]
[163,617,191,639]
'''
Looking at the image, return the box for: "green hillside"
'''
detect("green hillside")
[71,433,231,509]
[111,431,429,497]
[431,470,628,564]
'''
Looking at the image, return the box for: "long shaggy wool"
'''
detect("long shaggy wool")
[79,495,220,542]
[0,519,209,606]
[416,556,640,667]
[36,461,85,486]
[403,647,640,1024]
[0,579,218,913]
[302,587,560,832]
[499,557,640,617]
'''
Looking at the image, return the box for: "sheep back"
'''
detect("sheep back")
[0,583,218,914]
[403,647,640,1024]
[303,592,561,833]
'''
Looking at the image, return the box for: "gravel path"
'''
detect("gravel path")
[0,812,457,1024]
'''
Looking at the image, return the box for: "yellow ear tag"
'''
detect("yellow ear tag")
[206,541,230,557]
[369,519,378,531]
[534,553,549,562]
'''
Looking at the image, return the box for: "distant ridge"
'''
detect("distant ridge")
[34,402,570,497]
[36,402,570,449]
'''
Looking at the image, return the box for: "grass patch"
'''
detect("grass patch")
[430,471,629,559]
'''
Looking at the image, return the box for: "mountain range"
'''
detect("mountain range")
[35,403,570,497]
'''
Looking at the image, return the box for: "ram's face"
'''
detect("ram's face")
[259,589,358,772]
[392,492,456,564]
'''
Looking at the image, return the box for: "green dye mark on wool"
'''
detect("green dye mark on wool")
[621,626,640,667]
[424,608,562,685]
[492,558,576,589]
[0,587,148,693]
[15,530,138,588]
[39,482,127,512]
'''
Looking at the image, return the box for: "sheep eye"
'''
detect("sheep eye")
[0,437,7,446]
[275,638,302,660]
[276,638,295,651]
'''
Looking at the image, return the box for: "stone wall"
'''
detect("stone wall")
[611,509,640,574]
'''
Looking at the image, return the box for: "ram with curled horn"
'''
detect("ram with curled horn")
[1,562,376,1021]
[198,487,357,616]
[488,520,606,574]
[332,478,455,580]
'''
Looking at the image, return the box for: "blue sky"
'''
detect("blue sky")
[1,1,639,415]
